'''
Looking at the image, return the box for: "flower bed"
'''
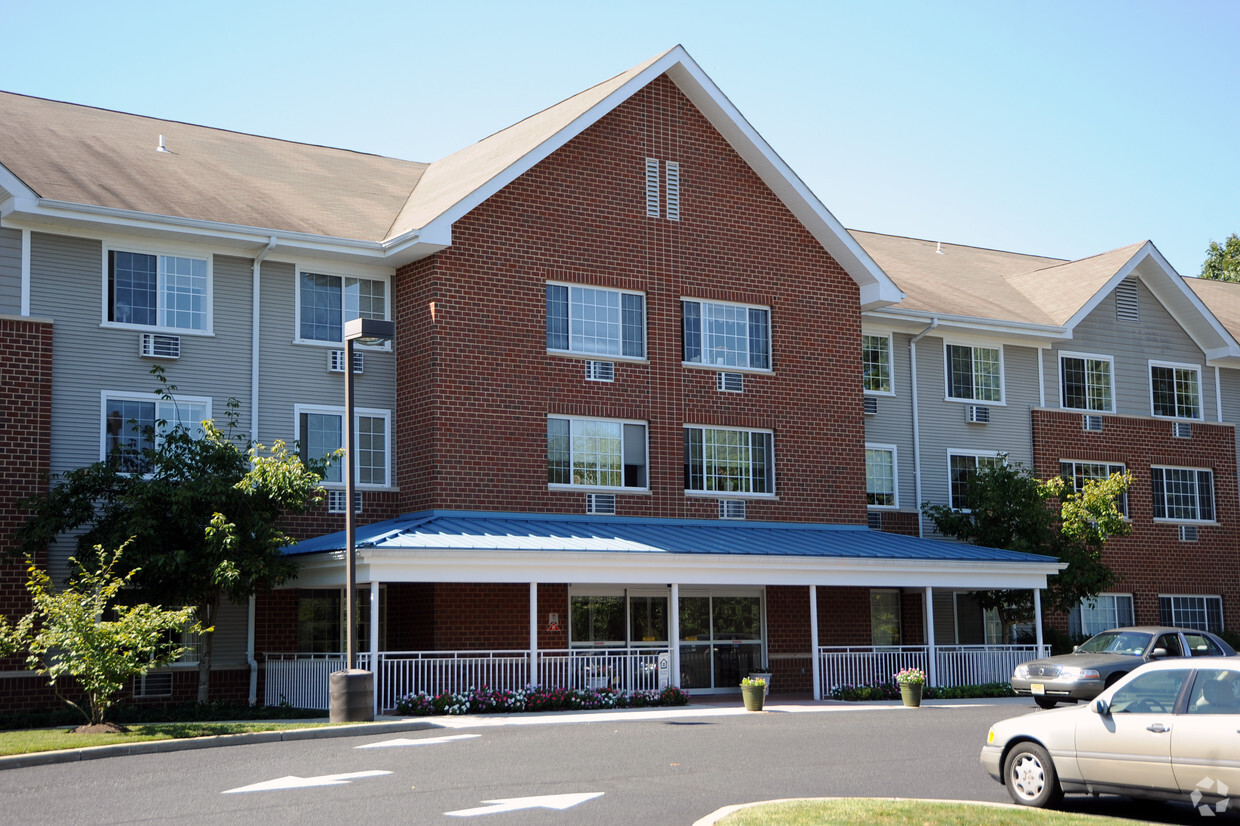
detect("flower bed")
[829,681,1014,701]
[394,684,691,716]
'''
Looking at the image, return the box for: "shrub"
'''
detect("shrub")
[393,683,691,716]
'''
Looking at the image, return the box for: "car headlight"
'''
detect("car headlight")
[1013,664,1030,679]
[1058,667,1100,681]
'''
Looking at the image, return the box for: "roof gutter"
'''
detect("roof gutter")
[909,318,939,538]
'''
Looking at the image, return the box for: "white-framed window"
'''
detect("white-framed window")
[862,333,893,395]
[295,405,391,487]
[1149,361,1202,420]
[1159,594,1224,633]
[297,587,386,653]
[1059,352,1114,412]
[865,444,897,508]
[104,248,211,333]
[945,343,1002,403]
[947,451,1005,510]
[548,416,648,490]
[296,270,388,345]
[101,392,210,474]
[1151,465,1215,523]
[870,589,901,646]
[1059,460,1128,518]
[1068,594,1134,637]
[545,283,645,359]
[683,426,775,496]
[682,299,771,371]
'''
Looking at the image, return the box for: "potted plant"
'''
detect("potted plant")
[740,676,766,711]
[748,662,773,697]
[894,667,927,707]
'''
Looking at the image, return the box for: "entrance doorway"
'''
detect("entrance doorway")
[679,592,764,693]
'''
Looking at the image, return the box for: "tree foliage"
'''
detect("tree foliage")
[922,458,1131,635]
[0,545,200,727]
[1200,233,1240,282]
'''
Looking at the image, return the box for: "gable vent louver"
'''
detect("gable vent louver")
[139,333,180,359]
[645,158,660,218]
[586,493,616,515]
[1115,279,1140,322]
[585,360,615,382]
[966,405,991,424]
[1173,421,1192,439]
[719,499,746,520]
[328,350,364,374]
[863,397,878,415]
[665,161,680,221]
[327,490,363,514]
[717,372,744,393]
[1178,525,1198,543]
[1083,415,1103,432]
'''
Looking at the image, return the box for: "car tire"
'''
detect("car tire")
[1004,741,1063,808]
[1034,696,1057,710]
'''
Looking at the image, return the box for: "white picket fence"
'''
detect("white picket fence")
[817,644,1048,694]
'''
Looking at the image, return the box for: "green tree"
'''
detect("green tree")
[0,545,200,729]
[14,368,329,703]
[922,458,1131,639]
[1200,233,1240,282]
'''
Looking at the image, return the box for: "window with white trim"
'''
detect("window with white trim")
[545,283,645,359]
[1150,362,1202,420]
[682,300,770,370]
[862,334,893,394]
[948,452,1004,510]
[1059,353,1113,412]
[548,416,647,490]
[946,343,1002,402]
[870,589,900,646]
[102,393,210,474]
[865,445,897,508]
[1159,594,1224,633]
[295,405,391,487]
[683,426,774,495]
[297,271,388,344]
[1068,594,1134,637]
[106,250,210,332]
[1059,460,1128,518]
[297,588,386,653]
[1151,466,1214,523]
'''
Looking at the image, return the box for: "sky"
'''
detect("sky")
[3,0,1237,278]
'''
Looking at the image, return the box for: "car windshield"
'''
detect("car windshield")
[1076,631,1151,656]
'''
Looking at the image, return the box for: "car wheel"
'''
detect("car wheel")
[1004,742,1063,808]
[1034,696,1057,710]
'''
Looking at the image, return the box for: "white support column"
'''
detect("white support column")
[370,581,380,715]
[669,584,680,688]
[529,582,539,684]
[1033,588,1045,655]
[809,585,821,701]
[924,586,937,687]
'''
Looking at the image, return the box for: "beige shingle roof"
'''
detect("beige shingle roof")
[1004,242,1147,326]
[1185,276,1240,341]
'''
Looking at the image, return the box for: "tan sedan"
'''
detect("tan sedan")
[982,657,1240,809]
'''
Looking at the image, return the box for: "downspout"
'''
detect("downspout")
[909,319,938,538]
[247,237,277,706]
[247,595,258,705]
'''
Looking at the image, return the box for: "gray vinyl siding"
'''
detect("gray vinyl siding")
[862,329,916,513]
[0,228,20,314]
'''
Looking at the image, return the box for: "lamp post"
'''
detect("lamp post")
[329,316,394,723]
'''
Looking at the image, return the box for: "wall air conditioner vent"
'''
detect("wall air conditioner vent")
[966,405,991,424]
[133,671,173,698]
[867,511,882,530]
[719,499,746,520]
[1178,525,1198,542]
[1173,421,1192,439]
[328,350,364,374]
[717,372,744,393]
[863,396,878,415]
[586,493,616,515]
[1083,415,1103,432]
[585,360,615,382]
[139,333,180,359]
[327,490,363,514]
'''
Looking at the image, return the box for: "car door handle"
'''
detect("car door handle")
[1146,723,1169,733]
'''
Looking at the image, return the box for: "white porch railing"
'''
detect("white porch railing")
[264,652,368,709]
[934,644,1048,686]
[536,648,666,694]
[376,651,532,711]
[817,644,1050,695]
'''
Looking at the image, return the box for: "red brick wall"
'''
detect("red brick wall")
[817,587,872,645]
[1032,409,1240,630]
[875,511,920,537]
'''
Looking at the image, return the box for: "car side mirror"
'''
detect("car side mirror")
[1092,698,1110,715]
[1072,645,1080,653]
[1150,647,1168,659]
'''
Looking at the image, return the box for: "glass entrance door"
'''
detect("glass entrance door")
[679,594,763,692]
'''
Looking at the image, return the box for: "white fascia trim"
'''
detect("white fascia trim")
[0,161,38,214]
[870,307,1067,342]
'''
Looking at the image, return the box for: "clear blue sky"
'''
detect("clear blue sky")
[4,0,1237,277]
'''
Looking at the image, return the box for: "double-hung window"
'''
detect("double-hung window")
[1069,594,1134,637]
[948,452,1004,510]
[548,417,647,490]
[102,393,210,474]
[865,445,897,507]
[296,406,391,487]
[1059,353,1113,412]
[1151,466,1214,522]
[862,334,893,394]
[1159,595,1224,634]
[106,250,210,332]
[946,343,1002,402]
[682,299,770,370]
[545,284,645,359]
[1150,361,1202,419]
[298,271,388,344]
[683,426,774,495]
[1059,460,1128,518]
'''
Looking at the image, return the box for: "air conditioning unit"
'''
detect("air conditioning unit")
[717,372,744,393]
[327,490,363,514]
[328,350,364,374]
[586,493,616,515]
[1173,422,1192,439]
[867,511,882,530]
[1082,415,1103,432]
[1178,525,1198,542]
[133,671,173,698]
[719,499,746,520]
[585,361,615,382]
[139,333,181,359]
[966,405,990,424]
[863,397,878,415]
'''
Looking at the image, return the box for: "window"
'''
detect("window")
[548,417,647,489]
[948,452,1003,510]
[546,284,645,359]
[683,426,774,495]
[296,406,391,487]
[1159,595,1224,633]
[682,300,770,370]
[870,590,900,646]
[946,344,1001,402]
[865,445,897,508]
[102,394,210,473]
[1059,461,1128,518]
[1151,466,1214,522]
[1068,594,1134,637]
[1059,353,1113,412]
[107,250,209,332]
[297,588,385,653]
[1150,362,1201,419]
[297,271,387,344]
[1187,669,1240,714]
[862,334,892,394]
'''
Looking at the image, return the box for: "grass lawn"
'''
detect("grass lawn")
[717,799,1142,825]
[0,721,336,756]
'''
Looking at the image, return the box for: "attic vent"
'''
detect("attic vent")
[586,493,616,515]
[139,333,180,359]
[585,360,615,382]
[966,405,991,424]
[645,158,660,218]
[1173,421,1192,439]
[327,490,363,514]
[1115,279,1140,322]
[867,511,882,530]
[665,161,680,221]
[1083,415,1103,432]
[134,671,172,698]
[717,372,744,393]
[863,397,878,415]
[1178,525,1199,543]
[719,499,746,520]
[329,350,364,374]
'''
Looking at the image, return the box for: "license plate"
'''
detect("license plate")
[1030,683,1045,695]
